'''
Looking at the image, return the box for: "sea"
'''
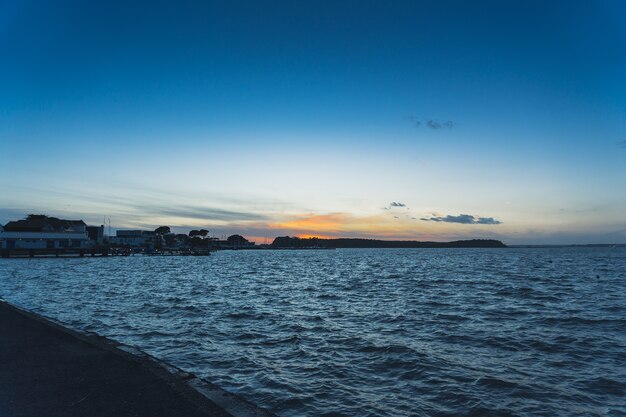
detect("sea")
[1,247,625,416]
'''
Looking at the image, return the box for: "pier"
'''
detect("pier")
[0,248,114,258]
[0,300,274,417]
[0,247,215,258]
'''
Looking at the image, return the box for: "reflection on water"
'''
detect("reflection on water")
[1,248,625,416]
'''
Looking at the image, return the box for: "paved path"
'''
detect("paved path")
[0,301,264,417]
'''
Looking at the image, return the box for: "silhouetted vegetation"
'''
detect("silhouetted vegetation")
[271,236,507,248]
[227,234,250,247]
[189,229,209,237]
[189,236,206,247]
[26,214,51,220]
[154,226,171,235]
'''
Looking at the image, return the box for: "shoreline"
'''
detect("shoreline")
[0,299,275,417]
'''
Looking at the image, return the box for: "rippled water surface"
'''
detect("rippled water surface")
[1,248,625,416]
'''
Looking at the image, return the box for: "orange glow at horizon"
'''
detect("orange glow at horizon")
[272,213,348,233]
[265,212,438,240]
[296,234,336,239]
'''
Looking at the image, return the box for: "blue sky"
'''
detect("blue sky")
[1,0,625,243]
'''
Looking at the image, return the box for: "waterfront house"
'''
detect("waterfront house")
[1,215,92,250]
[109,230,156,249]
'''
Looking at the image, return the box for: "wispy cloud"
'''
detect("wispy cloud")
[604,227,626,236]
[137,205,268,222]
[421,214,502,225]
[619,140,626,148]
[407,116,454,130]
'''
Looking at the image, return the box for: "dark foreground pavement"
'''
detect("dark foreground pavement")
[0,300,274,417]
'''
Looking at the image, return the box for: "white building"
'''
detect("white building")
[1,216,92,250]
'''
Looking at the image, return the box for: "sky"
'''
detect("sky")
[1,0,625,244]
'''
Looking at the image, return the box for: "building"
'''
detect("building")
[86,225,105,245]
[109,230,157,248]
[1,215,92,250]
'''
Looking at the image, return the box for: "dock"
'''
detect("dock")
[0,247,116,258]
[0,300,275,417]
[0,247,215,258]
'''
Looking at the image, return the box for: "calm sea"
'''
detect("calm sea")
[1,248,625,416]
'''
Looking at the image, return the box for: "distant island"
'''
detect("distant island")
[271,237,507,249]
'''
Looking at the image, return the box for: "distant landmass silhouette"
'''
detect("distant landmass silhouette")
[271,237,507,248]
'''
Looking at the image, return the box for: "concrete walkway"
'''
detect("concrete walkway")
[0,300,273,417]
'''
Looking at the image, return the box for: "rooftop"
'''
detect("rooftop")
[3,215,86,233]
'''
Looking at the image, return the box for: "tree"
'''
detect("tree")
[154,226,171,235]
[227,234,249,247]
[163,234,176,247]
[190,236,205,247]
[26,214,51,220]
[189,229,209,237]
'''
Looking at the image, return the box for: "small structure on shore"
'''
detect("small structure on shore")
[109,230,157,249]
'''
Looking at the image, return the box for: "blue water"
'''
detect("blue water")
[1,248,625,416]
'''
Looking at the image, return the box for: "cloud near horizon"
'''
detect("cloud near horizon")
[383,202,408,210]
[421,214,502,225]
